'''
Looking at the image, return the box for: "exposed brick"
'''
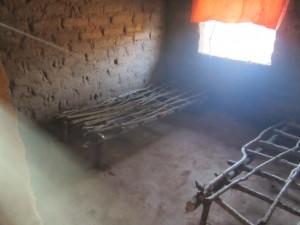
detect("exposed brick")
[141,40,161,50]
[1,0,13,12]
[133,12,150,24]
[103,26,124,36]
[112,12,133,25]
[134,31,150,41]
[46,3,68,17]
[42,47,65,58]
[0,50,7,61]
[150,29,163,38]
[126,24,143,33]
[33,19,61,32]
[63,18,89,28]
[22,37,49,50]
[89,49,108,60]
[53,30,79,44]
[7,0,25,7]
[94,38,116,49]
[16,7,43,19]
[123,0,142,12]
[81,30,103,40]
[83,3,103,15]
[89,17,110,28]
[1,0,165,120]
[10,48,43,60]
[104,2,123,14]
[142,1,163,13]
[125,43,142,53]
[0,5,10,16]
[0,32,20,47]
[151,14,163,24]
[9,20,30,33]
[115,36,134,46]
[71,42,91,52]
[107,47,127,58]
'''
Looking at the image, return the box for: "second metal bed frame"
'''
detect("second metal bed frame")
[186,119,300,225]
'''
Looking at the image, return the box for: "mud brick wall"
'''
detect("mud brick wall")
[0,0,165,120]
[166,0,300,125]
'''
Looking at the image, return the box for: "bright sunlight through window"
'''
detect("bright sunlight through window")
[199,21,277,65]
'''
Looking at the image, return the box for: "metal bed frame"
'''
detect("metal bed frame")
[56,83,206,169]
[186,119,300,225]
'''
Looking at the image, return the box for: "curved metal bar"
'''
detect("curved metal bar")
[207,140,300,200]
[202,120,289,196]
[187,119,300,225]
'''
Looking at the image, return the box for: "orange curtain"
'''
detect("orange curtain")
[191,0,289,29]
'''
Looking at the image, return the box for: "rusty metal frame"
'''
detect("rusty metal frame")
[186,119,300,225]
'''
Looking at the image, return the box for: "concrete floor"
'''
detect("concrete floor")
[23,109,300,225]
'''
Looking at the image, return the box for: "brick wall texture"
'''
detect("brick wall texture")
[0,0,165,120]
[166,0,300,124]
[2,0,300,123]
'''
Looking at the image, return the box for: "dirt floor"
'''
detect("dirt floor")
[22,109,300,225]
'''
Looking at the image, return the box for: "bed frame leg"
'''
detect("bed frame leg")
[94,142,104,169]
[200,200,212,225]
[93,133,106,170]
[63,121,68,142]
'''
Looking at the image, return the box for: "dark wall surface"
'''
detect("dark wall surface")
[166,0,300,126]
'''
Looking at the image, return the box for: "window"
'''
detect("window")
[198,21,277,65]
